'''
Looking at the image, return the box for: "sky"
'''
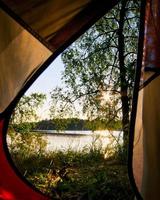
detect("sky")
[26,55,65,120]
[26,55,64,96]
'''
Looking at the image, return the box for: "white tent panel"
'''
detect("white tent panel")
[0,9,51,112]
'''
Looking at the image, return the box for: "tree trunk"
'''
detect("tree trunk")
[118,0,130,156]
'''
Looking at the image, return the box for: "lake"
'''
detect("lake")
[36,130,123,153]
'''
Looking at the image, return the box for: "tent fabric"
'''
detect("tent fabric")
[0,9,51,113]
[1,0,119,52]
[133,0,160,199]
[141,75,160,199]
[133,74,160,200]
[1,0,91,40]
[133,89,143,191]
[143,0,160,70]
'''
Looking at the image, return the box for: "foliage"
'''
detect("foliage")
[50,1,140,156]
[8,92,47,167]
[35,118,86,131]
[84,118,122,131]
[11,93,46,124]
[10,148,134,200]
[50,0,140,118]
[35,118,121,131]
[11,122,36,133]
[8,121,133,199]
[8,128,47,159]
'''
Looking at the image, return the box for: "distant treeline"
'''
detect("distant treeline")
[11,118,122,133]
[36,118,88,131]
[34,118,121,131]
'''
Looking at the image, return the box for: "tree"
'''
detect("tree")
[50,0,140,155]
[11,93,46,124]
[8,93,47,158]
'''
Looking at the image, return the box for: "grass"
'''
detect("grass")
[11,148,135,200]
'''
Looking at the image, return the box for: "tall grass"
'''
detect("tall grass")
[8,130,134,199]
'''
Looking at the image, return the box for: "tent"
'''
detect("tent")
[130,0,160,199]
[0,0,158,199]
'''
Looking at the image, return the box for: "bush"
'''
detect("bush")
[7,126,47,159]
[7,127,134,199]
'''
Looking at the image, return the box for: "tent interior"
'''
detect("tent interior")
[0,0,160,199]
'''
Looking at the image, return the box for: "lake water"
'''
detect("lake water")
[37,130,123,152]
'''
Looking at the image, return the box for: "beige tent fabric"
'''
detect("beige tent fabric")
[2,0,119,52]
[141,74,160,200]
[133,0,160,198]
[0,9,51,112]
[2,0,91,41]
[133,89,144,192]
[133,73,160,200]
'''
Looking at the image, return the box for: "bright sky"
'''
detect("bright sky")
[26,55,65,120]
[26,55,64,96]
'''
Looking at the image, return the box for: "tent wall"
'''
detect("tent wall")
[1,0,91,40]
[0,9,51,113]
[1,0,119,52]
[141,75,160,199]
[132,0,160,199]
[133,89,143,191]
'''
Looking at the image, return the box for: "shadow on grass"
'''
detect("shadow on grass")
[11,148,134,200]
